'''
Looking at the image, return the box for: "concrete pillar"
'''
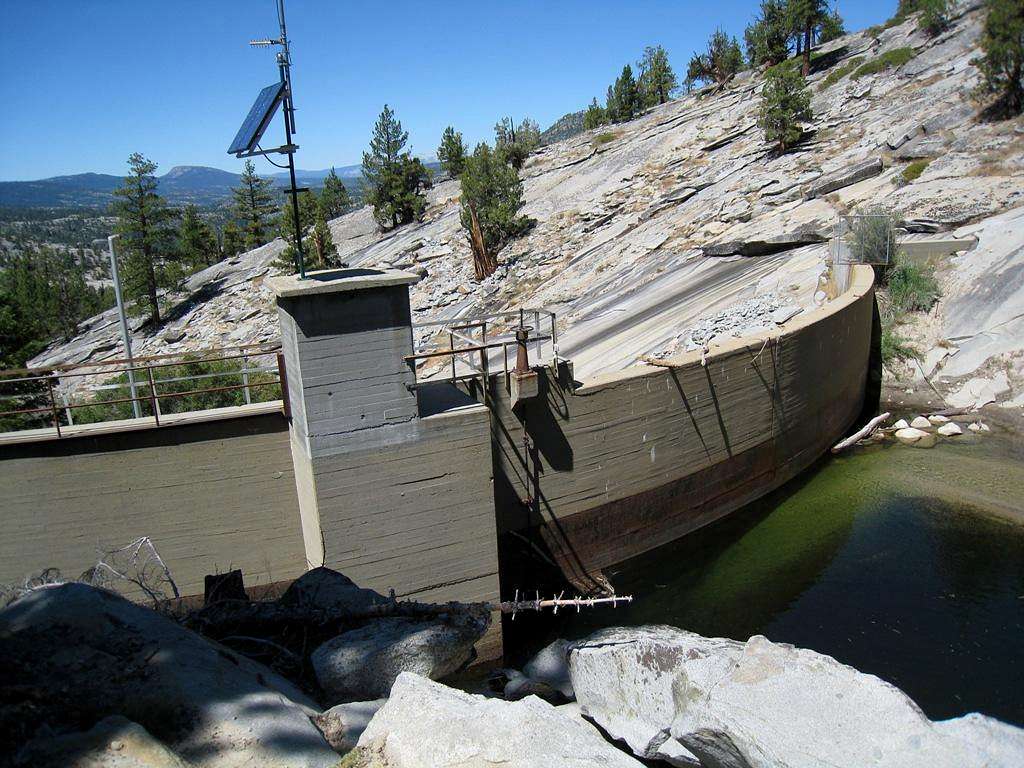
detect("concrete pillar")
[267,268,501,630]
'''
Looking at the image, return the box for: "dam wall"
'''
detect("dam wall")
[0,409,305,598]
[0,265,875,650]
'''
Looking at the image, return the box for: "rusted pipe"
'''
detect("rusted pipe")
[515,326,533,375]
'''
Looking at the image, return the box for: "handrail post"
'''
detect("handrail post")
[147,366,160,426]
[47,377,62,437]
[241,352,252,405]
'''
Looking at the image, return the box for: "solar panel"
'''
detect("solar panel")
[228,81,286,156]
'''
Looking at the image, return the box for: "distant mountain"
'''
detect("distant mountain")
[0,163,365,209]
[540,109,587,146]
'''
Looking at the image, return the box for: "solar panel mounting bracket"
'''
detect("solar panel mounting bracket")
[233,143,299,159]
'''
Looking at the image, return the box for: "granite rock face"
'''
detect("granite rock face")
[355,672,645,767]
[568,626,1024,768]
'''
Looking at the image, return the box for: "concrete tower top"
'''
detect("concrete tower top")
[266,267,420,298]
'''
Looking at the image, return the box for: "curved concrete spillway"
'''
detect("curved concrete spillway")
[486,265,877,586]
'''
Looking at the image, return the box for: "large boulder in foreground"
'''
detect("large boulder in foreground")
[569,626,1024,768]
[354,672,644,767]
[14,715,193,768]
[311,614,489,703]
[0,583,338,768]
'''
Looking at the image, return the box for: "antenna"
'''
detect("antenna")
[229,0,307,278]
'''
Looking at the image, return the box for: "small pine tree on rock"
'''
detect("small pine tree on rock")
[459,143,533,281]
[758,66,813,152]
[319,168,352,220]
[110,152,178,324]
[686,29,745,90]
[220,221,245,258]
[638,45,678,107]
[583,98,608,130]
[495,117,541,170]
[361,105,432,229]
[437,126,467,178]
[231,160,278,250]
[975,0,1023,116]
[611,65,641,121]
[818,8,846,43]
[178,204,218,272]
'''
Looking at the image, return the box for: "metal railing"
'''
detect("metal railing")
[0,342,287,438]
[408,308,558,388]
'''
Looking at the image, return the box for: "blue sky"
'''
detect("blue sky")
[0,0,896,181]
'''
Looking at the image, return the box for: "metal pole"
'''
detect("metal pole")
[276,0,305,279]
[108,235,141,418]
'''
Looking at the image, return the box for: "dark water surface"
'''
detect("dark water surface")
[506,424,1024,725]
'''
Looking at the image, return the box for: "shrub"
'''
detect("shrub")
[900,159,930,184]
[593,132,618,146]
[817,56,866,91]
[850,209,899,268]
[881,325,920,368]
[918,0,952,36]
[888,260,940,313]
[852,47,916,78]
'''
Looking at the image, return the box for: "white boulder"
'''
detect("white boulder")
[893,418,911,429]
[928,414,950,425]
[896,427,937,447]
[938,422,963,436]
[911,416,933,429]
[311,615,487,703]
[522,638,575,699]
[568,626,1024,768]
[356,672,645,767]
[313,699,386,755]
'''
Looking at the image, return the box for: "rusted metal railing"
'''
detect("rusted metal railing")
[0,342,286,437]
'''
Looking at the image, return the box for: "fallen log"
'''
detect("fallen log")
[831,412,890,453]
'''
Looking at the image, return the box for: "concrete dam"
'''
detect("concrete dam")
[0,264,877,652]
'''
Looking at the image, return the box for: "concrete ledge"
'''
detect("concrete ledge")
[0,400,285,446]
[266,267,420,298]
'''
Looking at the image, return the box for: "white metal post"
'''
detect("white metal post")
[108,235,141,419]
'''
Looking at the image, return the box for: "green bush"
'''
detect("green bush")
[851,209,899,267]
[593,132,618,146]
[817,57,866,91]
[881,325,920,368]
[852,48,916,78]
[900,159,930,184]
[888,260,940,314]
[865,14,908,38]
[918,0,952,36]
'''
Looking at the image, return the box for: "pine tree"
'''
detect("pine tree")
[583,97,608,129]
[495,117,541,170]
[231,160,278,250]
[605,84,619,122]
[758,66,813,152]
[459,143,533,281]
[686,29,745,90]
[178,204,218,272]
[437,126,467,178]
[818,8,846,43]
[110,153,178,324]
[220,221,245,258]
[785,0,828,75]
[361,105,432,229]
[320,168,352,219]
[611,65,641,121]
[309,196,338,270]
[745,0,792,67]
[975,0,1023,115]
[638,45,678,107]
[275,190,317,273]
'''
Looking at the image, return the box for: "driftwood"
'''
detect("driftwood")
[831,412,890,453]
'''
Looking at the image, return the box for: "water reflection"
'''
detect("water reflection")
[507,430,1024,725]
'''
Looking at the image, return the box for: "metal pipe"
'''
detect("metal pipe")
[108,235,141,418]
